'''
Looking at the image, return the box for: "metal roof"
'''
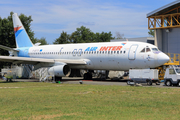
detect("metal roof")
[147,0,180,17]
[110,37,154,42]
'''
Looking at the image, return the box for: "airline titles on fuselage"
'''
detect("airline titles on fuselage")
[31,43,127,54]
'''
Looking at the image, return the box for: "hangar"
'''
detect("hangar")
[147,0,180,54]
[111,37,155,45]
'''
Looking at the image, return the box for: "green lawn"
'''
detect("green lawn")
[0,81,180,120]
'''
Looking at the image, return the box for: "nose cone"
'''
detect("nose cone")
[158,53,170,65]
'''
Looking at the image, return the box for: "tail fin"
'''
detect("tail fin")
[12,13,34,48]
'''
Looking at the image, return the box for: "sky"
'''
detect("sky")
[0,0,175,44]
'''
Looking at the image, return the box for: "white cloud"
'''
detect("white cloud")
[0,0,151,43]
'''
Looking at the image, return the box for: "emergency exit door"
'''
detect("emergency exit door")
[128,45,138,60]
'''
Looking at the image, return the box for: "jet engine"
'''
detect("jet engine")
[48,65,71,77]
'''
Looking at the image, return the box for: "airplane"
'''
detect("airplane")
[0,13,169,80]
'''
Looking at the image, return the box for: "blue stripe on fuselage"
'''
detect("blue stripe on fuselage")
[16,47,31,57]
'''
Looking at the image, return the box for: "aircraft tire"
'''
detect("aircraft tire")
[55,76,62,81]
[84,72,92,80]
[83,73,88,80]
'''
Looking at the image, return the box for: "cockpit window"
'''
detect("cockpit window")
[140,48,145,53]
[152,48,159,51]
[146,48,151,52]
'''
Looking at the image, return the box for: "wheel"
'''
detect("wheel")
[87,72,92,80]
[147,80,152,86]
[155,82,160,85]
[55,76,62,81]
[127,81,130,85]
[165,80,172,86]
[83,73,88,80]
[177,81,180,87]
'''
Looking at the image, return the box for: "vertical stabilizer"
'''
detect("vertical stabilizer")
[12,13,33,48]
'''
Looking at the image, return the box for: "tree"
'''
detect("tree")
[54,26,113,44]
[148,30,154,37]
[96,32,113,42]
[115,32,124,39]
[0,12,36,68]
[35,37,48,45]
[53,31,70,44]
[70,26,95,43]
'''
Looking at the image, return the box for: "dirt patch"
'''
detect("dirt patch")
[0,87,23,89]
[29,113,79,120]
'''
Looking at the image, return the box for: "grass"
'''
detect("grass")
[0,81,180,120]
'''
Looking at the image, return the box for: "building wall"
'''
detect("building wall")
[158,28,180,54]
[162,29,168,53]
[156,29,163,51]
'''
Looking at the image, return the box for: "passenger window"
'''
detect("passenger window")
[120,51,122,54]
[124,51,126,53]
[141,48,145,53]
[117,51,119,54]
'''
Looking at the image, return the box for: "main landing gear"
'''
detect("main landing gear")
[53,76,62,82]
[83,72,92,80]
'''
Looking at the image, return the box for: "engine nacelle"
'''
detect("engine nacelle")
[48,65,71,77]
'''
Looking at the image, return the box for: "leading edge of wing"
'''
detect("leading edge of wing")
[0,56,87,65]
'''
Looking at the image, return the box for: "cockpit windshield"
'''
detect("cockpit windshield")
[140,47,151,53]
[152,48,159,51]
[146,48,151,52]
[140,48,145,52]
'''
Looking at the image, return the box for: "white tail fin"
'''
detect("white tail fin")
[12,13,33,48]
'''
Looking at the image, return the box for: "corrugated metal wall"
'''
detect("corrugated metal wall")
[159,28,180,54]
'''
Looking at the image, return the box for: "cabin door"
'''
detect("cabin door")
[128,45,138,60]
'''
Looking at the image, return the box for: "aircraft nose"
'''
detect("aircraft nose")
[158,53,170,65]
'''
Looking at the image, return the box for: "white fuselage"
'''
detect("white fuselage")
[17,41,169,71]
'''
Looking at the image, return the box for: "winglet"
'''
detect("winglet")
[12,13,34,48]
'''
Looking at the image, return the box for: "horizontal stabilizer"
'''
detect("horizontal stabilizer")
[0,45,19,52]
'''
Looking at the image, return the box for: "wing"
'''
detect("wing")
[0,56,87,65]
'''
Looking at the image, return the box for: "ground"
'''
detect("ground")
[0,78,180,119]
